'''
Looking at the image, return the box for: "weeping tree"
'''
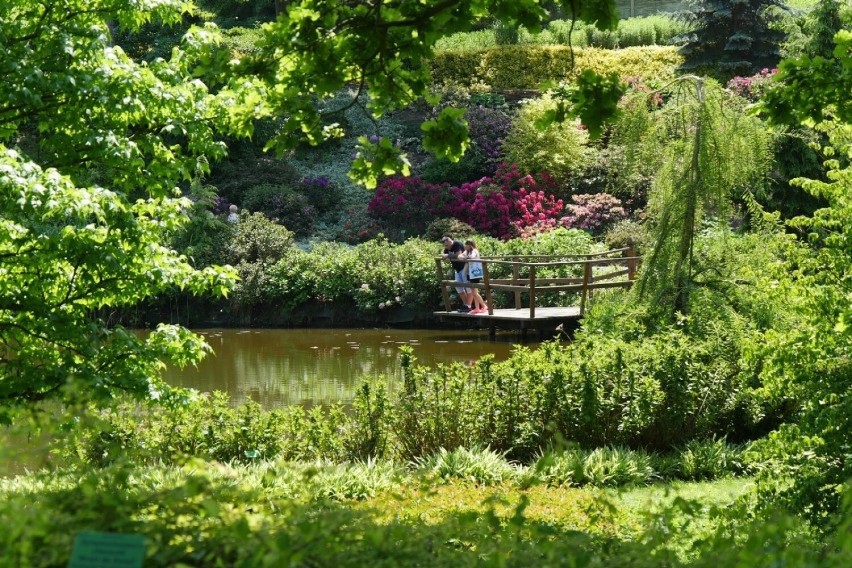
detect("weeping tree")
[614,78,773,321]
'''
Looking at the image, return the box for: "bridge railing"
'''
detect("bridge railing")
[435,247,640,318]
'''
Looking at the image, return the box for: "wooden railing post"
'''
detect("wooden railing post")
[625,237,637,281]
[529,265,536,319]
[512,260,522,309]
[435,258,452,312]
[579,260,592,315]
[482,260,494,315]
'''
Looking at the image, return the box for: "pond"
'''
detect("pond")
[164,328,544,408]
[0,328,548,476]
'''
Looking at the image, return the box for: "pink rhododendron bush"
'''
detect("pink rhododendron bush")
[560,193,627,234]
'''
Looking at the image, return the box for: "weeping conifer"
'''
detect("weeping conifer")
[612,78,773,322]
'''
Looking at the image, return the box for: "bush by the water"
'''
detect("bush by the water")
[250,229,598,315]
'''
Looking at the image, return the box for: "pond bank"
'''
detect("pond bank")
[135,298,447,329]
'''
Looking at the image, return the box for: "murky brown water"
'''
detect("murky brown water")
[163,328,541,407]
[1,328,542,476]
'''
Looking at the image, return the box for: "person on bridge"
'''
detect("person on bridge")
[464,239,488,314]
[441,236,472,312]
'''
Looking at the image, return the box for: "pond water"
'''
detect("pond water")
[164,328,543,407]
[0,327,547,476]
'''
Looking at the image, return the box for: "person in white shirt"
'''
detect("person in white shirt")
[464,239,488,314]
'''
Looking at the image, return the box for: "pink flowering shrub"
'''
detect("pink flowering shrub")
[512,188,563,236]
[726,68,778,102]
[368,176,450,237]
[560,193,627,234]
[445,163,563,239]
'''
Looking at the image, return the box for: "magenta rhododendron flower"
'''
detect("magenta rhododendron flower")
[444,163,563,239]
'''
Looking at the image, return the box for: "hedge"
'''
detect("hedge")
[430,45,683,90]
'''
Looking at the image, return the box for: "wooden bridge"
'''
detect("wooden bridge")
[434,247,640,336]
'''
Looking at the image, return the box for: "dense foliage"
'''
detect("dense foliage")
[501,96,593,183]
[434,15,692,51]
[255,229,597,316]
[614,79,773,318]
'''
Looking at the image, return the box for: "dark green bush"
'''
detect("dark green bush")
[603,219,647,252]
[241,183,314,236]
[169,182,231,268]
[434,16,691,51]
[675,437,747,481]
[209,154,301,205]
[346,382,391,461]
[420,151,491,185]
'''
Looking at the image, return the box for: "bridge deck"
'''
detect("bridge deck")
[434,306,582,322]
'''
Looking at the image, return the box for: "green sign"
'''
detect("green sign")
[68,532,146,568]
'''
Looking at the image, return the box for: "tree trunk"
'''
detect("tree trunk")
[673,79,704,315]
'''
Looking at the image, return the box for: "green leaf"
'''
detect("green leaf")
[420,107,470,163]
[569,70,625,139]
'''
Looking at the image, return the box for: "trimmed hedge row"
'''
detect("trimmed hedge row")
[430,45,683,89]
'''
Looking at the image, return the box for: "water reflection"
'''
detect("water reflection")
[164,328,542,408]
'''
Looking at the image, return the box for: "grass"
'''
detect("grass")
[358,475,753,540]
[2,455,818,567]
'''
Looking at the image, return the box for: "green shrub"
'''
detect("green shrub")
[676,438,745,481]
[603,219,647,252]
[580,447,656,487]
[169,181,230,269]
[64,393,352,466]
[241,182,286,213]
[493,21,519,45]
[434,16,691,52]
[534,447,656,487]
[209,153,301,205]
[430,46,682,90]
[241,183,315,236]
[420,152,490,185]
[264,246,316,312]
[225,211,294,265]
[346,382,391,461]
[501,94,593,185]
[308,459,404,500]
[224,213,296,308]
[394,350,484,460]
